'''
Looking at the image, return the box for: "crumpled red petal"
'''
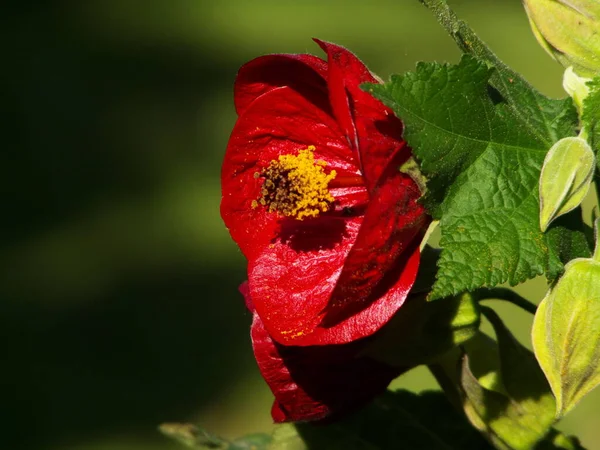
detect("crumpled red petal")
[321,156,430,327]
[315,39,409,193]
[246,153,427,347]
[234,53,328,116]
[248,225,423,346]
[247,211,359,345]
[249,308,403,423]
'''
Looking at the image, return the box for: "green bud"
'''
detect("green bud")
[539,136,595,232]
[523,0,600,76]
[532,221,600,418]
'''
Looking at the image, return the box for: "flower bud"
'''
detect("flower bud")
[539,136,595,232]
[533,219,600,418]
[523,0,600,76]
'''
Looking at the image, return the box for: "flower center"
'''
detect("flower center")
[254,145,337,220]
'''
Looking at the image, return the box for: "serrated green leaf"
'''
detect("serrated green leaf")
[532,256,600,418]
[418,0,577,145]
[539,137,595,232]
[368,55,579,298]
[364,0,580,298]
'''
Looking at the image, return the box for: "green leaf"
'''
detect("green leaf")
[481,307,555,415]
[162,391,494,450]
[539,137,595,232]
[365,0,581,298]
[432,330,584,450]
[430,308,582,450]
[581,75,600,157]
[458,354,580,450]
[418,0,577,146]
[158,423,273,450]
[532,255,600,418]
[232,434,277,450]
[462,308,558,449]
[295,390,493,450]
[267,425,305,450]
[368,55,578,298]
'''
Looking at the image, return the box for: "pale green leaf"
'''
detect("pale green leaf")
[458,308,558,450]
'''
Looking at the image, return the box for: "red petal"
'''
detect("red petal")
[221,86,357,261]
[248,158,428,347]
[321,159,430,327]
[239,281,254,312]
[247,211,362,345]
[249,312,402,423]
[315,39,409,192]
[247,228,423,347]
[234,54,328,116]
[313,39,375,151]
[225,40,429,348]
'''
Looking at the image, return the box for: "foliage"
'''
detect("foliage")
[180,0,600,449]
[161,390,493,450]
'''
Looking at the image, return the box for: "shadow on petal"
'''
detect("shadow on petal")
[278,216,349,252]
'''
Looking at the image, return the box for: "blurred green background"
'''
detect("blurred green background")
[3,0,600,449]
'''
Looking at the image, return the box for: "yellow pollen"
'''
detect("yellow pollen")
[256,145,336,220]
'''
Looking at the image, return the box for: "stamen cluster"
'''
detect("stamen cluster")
[255,146,336,220]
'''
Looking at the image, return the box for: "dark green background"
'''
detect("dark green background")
[3,1,599,449]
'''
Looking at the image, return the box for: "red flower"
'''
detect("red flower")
[241,282,405,423]
[221,39,429,347]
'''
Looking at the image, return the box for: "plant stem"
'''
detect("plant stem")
[475,287,538,315]
[427,361,463,413]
